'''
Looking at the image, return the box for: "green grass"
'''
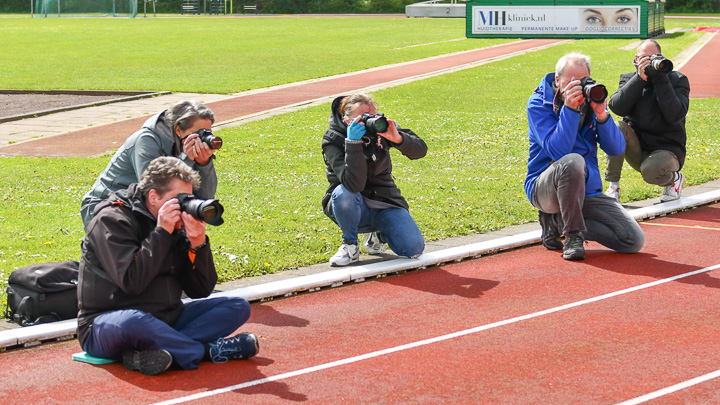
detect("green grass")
[1,17,719,299]
[0,16,513,93]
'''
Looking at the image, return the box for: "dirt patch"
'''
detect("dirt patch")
[1,93,129,118]
[0,90,170,123]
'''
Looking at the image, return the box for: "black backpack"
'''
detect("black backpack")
[5,261,80,326]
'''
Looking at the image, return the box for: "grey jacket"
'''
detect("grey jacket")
[608,70,690,168]
[80,111,217,228]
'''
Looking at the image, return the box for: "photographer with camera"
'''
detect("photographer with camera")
[321,94,427,266]
[604,39,690,202]
[80,99,222,230]
[78,157,257,376]
[526,53,644,261]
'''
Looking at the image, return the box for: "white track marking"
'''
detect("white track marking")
[615,369,720,405]
[152,263,720,405]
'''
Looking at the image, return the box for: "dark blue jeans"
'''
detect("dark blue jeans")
[331,184,424,258]
[82,297,251,370]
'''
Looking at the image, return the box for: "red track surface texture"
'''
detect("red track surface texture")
[680,32,720,98]
[2,204,720,404]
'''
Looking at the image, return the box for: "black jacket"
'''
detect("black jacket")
[608,70,690,168]
[77,184,216,346]
[321,96,427,220]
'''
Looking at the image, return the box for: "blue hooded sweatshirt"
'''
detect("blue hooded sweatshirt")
[524,73,625,202]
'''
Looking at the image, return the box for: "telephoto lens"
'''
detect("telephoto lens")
[649,54,673,74]
[176,193,225,226]
[580,77,608,104]
[360,113,389,135]
[197,128,223,149]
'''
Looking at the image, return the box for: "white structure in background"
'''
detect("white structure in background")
[406,0,467,18]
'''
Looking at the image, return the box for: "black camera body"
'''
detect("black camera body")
[176,193,224,226]
[197,128,223,150]
[580,77,608,104]
[359,113,389,136]
[648,54,673,74]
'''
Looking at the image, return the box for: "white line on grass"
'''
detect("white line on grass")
[615,368,720,405]
[152,263,720,405]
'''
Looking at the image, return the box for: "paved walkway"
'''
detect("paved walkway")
[0,39,566,157]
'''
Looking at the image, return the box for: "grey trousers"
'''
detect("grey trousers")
[605,121,680,186]
[532,154,645,253]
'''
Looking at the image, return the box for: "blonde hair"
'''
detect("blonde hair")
[339,94,378,119]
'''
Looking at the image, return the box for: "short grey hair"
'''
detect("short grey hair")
[166,100,215,134]
[555,52,592,77]
[339,94,378,119]
[138,156,201,199]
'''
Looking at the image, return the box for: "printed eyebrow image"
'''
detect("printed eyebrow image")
[582,7,637,27]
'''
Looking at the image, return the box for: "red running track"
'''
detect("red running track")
[2,204,720,404]
[680,32,720,98]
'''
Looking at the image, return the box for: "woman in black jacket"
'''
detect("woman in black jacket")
[321,94,427,266]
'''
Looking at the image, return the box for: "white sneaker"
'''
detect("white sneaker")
[605,182,620,201]
[660,172,685,202]
[329,243,359,267]
[363,232,386,254]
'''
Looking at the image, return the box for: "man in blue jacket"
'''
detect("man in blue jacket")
[525,53,644,260]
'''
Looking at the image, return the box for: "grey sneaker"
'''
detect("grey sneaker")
[538,211,563,251]
[563,232,585,261]
[660,172,685,202]
[363,232,386,254]
[605,182,620,202]
[122,349,173,376]
[329,243,359,266]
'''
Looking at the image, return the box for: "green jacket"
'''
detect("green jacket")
[80,111,217,229]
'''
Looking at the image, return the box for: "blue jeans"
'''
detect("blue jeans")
[331,185,424,258]
[81,297,251,370]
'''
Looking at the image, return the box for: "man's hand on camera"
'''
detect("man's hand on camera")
[636,55,651,81]
[590,99,609,121]
[182,212,207,248]
[562,77,585,110]
[157,198,182,234]
[183,133,214,165]
[378,119,402,144]
[347,117,366,141]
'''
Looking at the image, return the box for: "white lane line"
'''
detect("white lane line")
[394,38,467,49]
[152,263,720,405]
[616,369,720,405]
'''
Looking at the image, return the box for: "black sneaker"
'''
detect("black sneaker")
[539,211,563,251]
[563,232,585,261]
[209,332,259,363]
[122,349,173,376]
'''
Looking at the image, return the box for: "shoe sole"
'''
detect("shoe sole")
[122,349,173,376]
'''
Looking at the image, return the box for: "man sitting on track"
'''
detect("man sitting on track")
[525,52,645,260]
[604,39,690,202]
[80,99,220,231]
[78,157,258,376]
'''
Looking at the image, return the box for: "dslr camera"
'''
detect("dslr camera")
[197,128,223,150]
[176,193,225,226]
[648,54,673,74]
[580,77,608,104]
[360,113,389,137]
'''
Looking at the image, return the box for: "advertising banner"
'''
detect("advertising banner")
[470,5,640,36]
